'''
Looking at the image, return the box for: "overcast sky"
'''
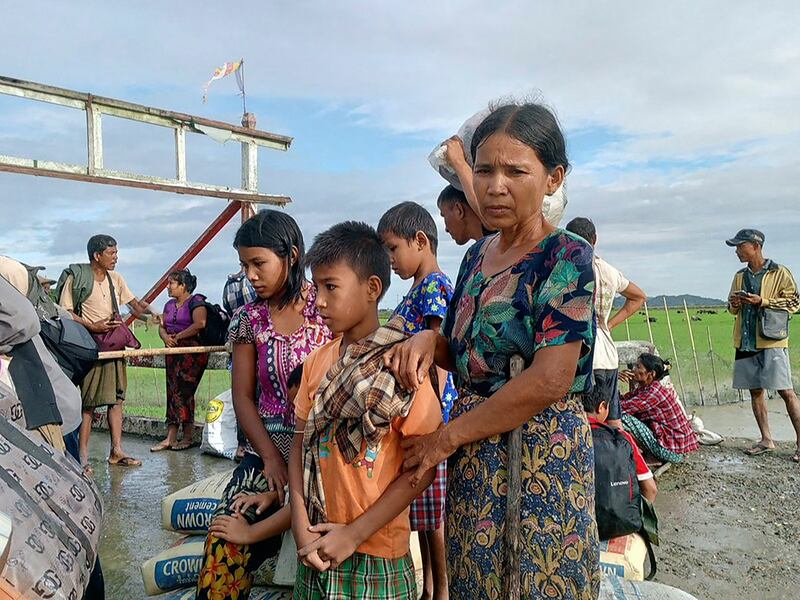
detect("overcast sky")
[1,1,798,309]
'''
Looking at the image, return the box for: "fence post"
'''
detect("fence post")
[683,299,705,406]
[662,298,687,401]
[643,301,654,344]
[706,326,721,405]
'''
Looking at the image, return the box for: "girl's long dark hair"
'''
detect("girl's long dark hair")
[233,209,306,309]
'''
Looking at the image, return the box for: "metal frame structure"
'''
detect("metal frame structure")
[0,75,292,203]
[0,75,293,313]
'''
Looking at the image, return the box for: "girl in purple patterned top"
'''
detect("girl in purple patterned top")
[230,210,331,496]
[196,211,331,600]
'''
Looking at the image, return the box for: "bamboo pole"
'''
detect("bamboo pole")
[643,301,654,344]
[98,345,227,360]
[706,326,721,405]
[625,318,631,341]
[662,298,687,401]
[504,355,525,600]
[682,299,704,406]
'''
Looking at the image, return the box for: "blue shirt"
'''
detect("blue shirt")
[391,272,457,421]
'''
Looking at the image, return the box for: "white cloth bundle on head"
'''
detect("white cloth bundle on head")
[428,108,568,226]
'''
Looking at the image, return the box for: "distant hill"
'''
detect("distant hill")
[614,294,726,309]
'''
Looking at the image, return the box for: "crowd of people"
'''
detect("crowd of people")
[1,100,799,600]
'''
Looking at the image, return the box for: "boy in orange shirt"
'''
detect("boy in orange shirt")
[289,221,442,599]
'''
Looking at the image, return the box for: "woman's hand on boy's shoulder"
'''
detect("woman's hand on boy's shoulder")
[298,522,360,570]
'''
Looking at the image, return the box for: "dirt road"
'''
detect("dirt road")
[654,439,800,600]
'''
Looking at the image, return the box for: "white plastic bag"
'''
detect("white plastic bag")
[428,109,568,226]
[200,388,238,460]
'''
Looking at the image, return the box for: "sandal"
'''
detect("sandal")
[108,456,142,467]
[744,443,774,456]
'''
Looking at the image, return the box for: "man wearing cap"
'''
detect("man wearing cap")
[726,229,800,461]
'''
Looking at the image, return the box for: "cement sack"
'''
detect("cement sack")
[0,414,102,600]
[599,533,648,581]
[151,586,292,600]
[600,573,698,600]
[141,535,278,596]
[201,388,238,460]
[161,469,234,533]
[427,108,568,226]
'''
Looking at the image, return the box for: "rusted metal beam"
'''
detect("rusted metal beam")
[0,159,289,204]
[126,200,244,324]
[0,75,293,149]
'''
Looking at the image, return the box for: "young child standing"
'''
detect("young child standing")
[377,201,455,600]
[289,221,442,599]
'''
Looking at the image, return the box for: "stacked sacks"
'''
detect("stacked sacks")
[599,534,649,581]
[142,471,283,596]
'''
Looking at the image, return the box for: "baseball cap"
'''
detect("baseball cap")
[725,229,765,247]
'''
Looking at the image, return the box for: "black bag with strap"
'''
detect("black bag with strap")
[198,301,230,346]
[593,422,658,580]
[39,317,98,386]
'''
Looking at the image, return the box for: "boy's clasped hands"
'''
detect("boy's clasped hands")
[209,490,361,572]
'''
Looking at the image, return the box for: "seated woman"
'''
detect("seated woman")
[151,269,208,452]
[620,353,699,464]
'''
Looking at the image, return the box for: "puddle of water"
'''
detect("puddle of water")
[88,434,230,597]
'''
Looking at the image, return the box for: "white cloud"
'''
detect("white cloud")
[1,0,799,305]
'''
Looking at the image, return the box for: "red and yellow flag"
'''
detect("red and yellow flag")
[202,60,244,103]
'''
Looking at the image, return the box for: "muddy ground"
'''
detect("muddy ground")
[653,438,800,600]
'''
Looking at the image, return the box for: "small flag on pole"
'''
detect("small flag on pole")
[202,59,244,103]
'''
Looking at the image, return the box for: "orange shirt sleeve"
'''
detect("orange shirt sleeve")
[397,378,442,438]
[294,351,316,422]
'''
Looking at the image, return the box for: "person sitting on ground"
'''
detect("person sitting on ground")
[436,184,489,246]
[582,386,657,502]
[620,353,699,464]
[151,269,209,452]
[378,200,457,600]
[207,363,304,544]
[289,221,442,599]
[566,216,647,430]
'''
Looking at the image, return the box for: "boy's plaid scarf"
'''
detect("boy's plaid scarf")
[303,316,434,524]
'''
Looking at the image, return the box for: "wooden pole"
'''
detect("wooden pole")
[662,298,687,401]
[682,300,705,406]
[706,326,721,405]
[643,301,654,344]
[98,345,227,360]
[504,355,525,600]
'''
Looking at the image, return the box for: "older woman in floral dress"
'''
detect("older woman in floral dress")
[388,103,600,599]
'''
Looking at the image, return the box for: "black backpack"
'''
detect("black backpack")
[593,423,643,539]
[38,317,98,386]
[593,422,658,579]
[197,301,230,346]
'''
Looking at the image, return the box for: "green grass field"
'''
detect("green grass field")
[121,306,799,420]
[611,306,799,405]
[124,322,230,421]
